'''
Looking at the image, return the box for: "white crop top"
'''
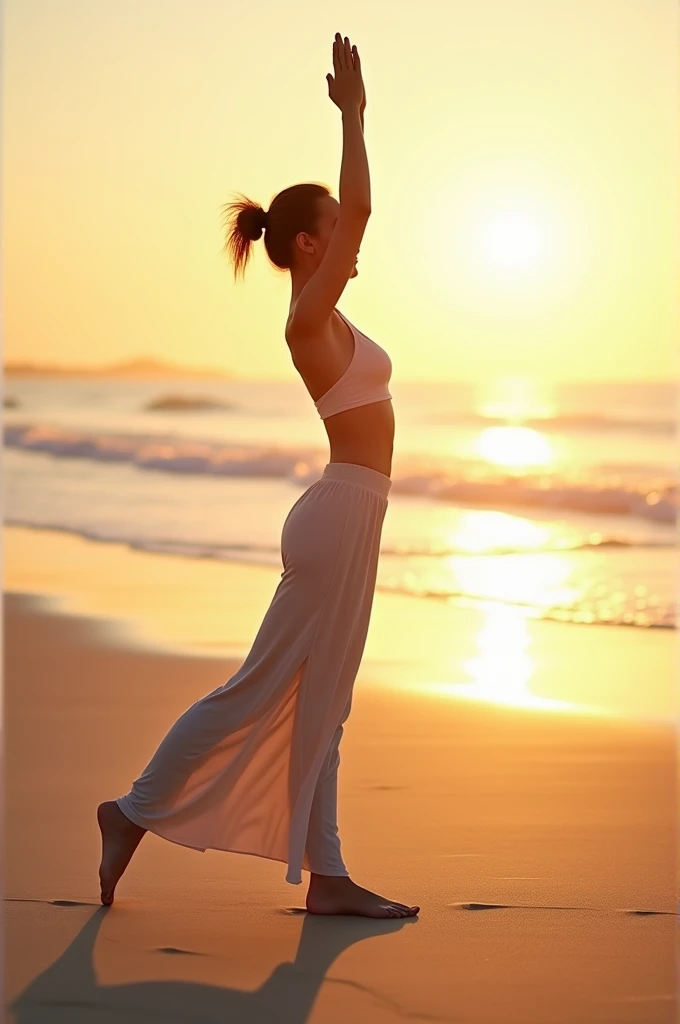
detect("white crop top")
[314,309,393,420]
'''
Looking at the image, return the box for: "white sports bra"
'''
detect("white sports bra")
[314,309,393,420]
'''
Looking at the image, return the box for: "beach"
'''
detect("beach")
[4,524,677,1023]
[5,0,678,1014]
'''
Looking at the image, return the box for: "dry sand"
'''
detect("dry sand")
[3,526,677,1023]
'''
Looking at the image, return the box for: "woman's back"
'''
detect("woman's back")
[286,306,395,477]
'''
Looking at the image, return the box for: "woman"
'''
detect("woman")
[97,33,419,920]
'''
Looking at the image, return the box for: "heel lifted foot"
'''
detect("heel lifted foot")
[97,800,146,906]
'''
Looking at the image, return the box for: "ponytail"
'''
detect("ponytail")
[221,182,330,282]
[221,193,268,281]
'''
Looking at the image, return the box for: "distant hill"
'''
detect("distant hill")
[4,356,237,380]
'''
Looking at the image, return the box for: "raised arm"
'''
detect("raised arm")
[290,34,371,335]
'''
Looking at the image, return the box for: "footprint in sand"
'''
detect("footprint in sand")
[451,901,676,914]
[155,947,209,956]
[4,899,98,907]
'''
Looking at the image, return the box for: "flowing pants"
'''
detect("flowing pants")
[116,461,392,884]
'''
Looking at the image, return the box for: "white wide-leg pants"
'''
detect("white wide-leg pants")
[116,461,392,884]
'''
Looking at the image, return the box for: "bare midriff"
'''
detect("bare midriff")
[323,398,395,478]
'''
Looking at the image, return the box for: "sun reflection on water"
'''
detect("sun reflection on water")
[421,605,596,714]
[453,550,580,610]
[403,508,606,712]
[441,510,582,610]
[475,425,554,469]
[451,510,554,554]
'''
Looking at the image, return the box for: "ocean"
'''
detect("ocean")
[4,377,676,631]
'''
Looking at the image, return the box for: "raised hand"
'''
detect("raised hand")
[326,33,364,114]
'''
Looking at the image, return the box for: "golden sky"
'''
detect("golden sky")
[3,0,678,381]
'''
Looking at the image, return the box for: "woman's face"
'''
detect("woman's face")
[297,195,359,278]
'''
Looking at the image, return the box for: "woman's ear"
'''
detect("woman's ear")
[294,231,316,257]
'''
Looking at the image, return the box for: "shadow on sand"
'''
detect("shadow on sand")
[9,906,412,1023]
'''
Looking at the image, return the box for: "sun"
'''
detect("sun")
[475,425,553,469]
[479,210,543,271]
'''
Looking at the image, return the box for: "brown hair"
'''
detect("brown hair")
[221,182,331,281]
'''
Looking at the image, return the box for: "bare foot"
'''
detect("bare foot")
[306,874,419,918]
[97,800,147,905]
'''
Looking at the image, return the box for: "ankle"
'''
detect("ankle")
[309,872,352,887]
[114,805,146,836]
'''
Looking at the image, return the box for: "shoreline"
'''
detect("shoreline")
[4,524,676,724]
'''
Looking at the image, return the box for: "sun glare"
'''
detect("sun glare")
[476,425,553,469]
[479,210,543,271]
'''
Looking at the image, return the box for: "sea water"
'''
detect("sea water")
[4,377,676,632]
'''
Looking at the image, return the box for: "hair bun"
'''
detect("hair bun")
[250,207,267,240]
[239,205,267,242]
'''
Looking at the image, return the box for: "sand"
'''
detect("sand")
[3,525,677,1023]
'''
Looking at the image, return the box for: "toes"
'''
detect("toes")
[388,903,409,917]
[388,900,420,914]
[390,903,419,917]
